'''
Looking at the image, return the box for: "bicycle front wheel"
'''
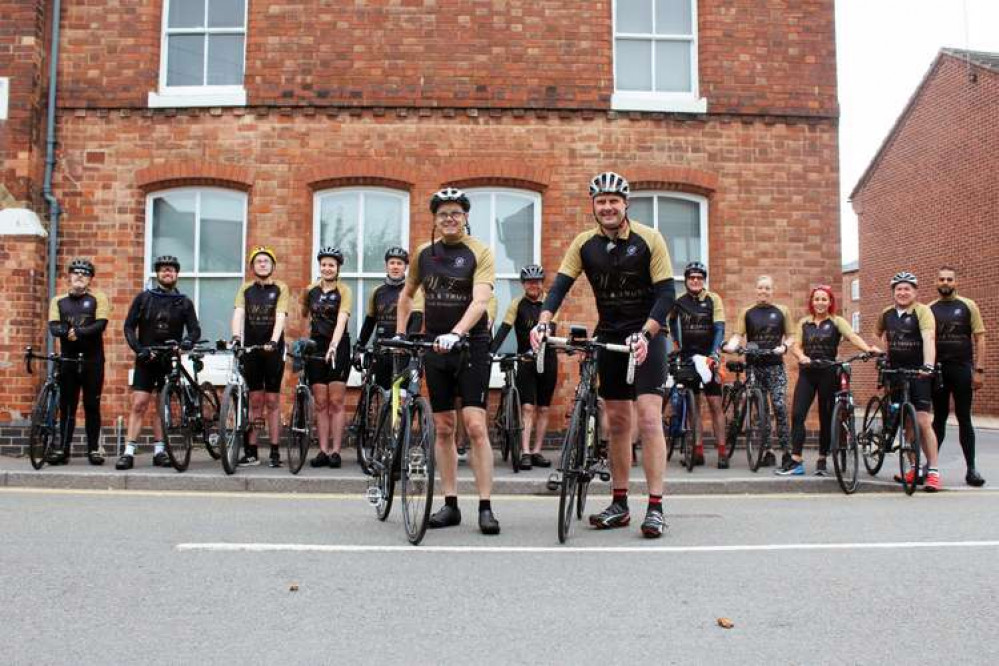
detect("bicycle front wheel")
[898,403,921,496]
[199,382,221,460]
[355,386,384,475]
[506,387,523,473]
[218,384,243,475]
[557,401,586,543]
[831,400,859,494]
[287,387,313,475]
[28,382,60,470]
[371,400,397,521]
[860,395,886,476]
[159,381,193,472]
[722,386,740,461]
[745,389,768,472]
[682,389,698,473]
[401,397,436,545]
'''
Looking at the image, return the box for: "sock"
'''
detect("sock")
[478,499,492,512]
[445,495,458,509]
[717,444,727,456]
[153,441,165,455]
[270,444,280,458]
[927,467,939,476]
[648,494,663,511]
[124,442,136,456]
[694,444,704,455]
[612,488,628,508]
[245,444,258,457]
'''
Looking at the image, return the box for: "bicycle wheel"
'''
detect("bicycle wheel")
[495,391,510,462]
[199,382,221,460]
[355,385,383,475]
[218,384,243,475]
[400,397,436,545]
[898,403,921,496]
[682,389,698,473]
[722,386,740,461]
[159,381,193,472]
[287,387,313,475]
[860,395,886,476]
[830,401,859,494]
[557,401,586,543]
[745,389,768,472]
[576,407,600,520]
[28,383,60,470]
[368,400,397,521]
[507,387,523,473]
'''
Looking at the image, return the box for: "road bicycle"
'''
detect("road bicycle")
[217,340,270,475]
[23,347,82,470]
[285,339,330,475]
[491,352,532,473]
[348,344,387,475]
[152,341,221,472]
[723,344,785,472]
[665,353,702,473]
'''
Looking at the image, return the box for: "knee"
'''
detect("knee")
[313,395,329,413]
[131,394,150,413]
[464,418,488,442]
[606,410,630,433]
[327,397,344,415]
[635,407,661,436]
[435,420,455,441]
[265,395,280,413]
[522,404,535,418]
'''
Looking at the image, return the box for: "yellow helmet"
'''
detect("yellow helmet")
[247,246,277,265]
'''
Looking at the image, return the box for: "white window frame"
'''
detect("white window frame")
[851,311,861,333]
[142,186,248,384]
[611,0,706,113]
[312,187,411,387]
[148,0,249,108]
[630,191,709,281]
[851,278,860,301]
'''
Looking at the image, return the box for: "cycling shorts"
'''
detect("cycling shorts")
[243,345,286,393]
[597,332,668,401]
[424,336,490,413]
[306,336,351,385]
[516,358,558,407]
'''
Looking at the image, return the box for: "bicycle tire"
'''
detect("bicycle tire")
[664,414,676,461]
[287,387,313,475]
[722,386,740,461]
[576,406,600,520]
[860,395,886,476]
[371,400,397,521]
[218,384,243,475]
[495,391,510,462]
[28,382,59,470]
[401,396,436,545]
[159,381,193,472]
[899,403,921,496]
[682,389,698,473]
[507,387,523,473]
[355,385,384,475]
[831,400,859,494]
[199,382,222,460]
[745,389,767,472]
[558,401,586,543]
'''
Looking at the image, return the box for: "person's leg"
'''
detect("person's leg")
[521,403,536,456]
[949,363,976,471]
[82,360,105,461]
[603,400,635,495]
[434,411,459,495]
[463,406,494,499]
[931,366,952,450]
[328,382,347,456]
[789,371,815,460]
[816,369,837,458]
[636,394,667,497]
[57,365,81,460]
[705,394,726,458]
[247,390,265,450]
[533,407,551,455]
[312,383,330,453]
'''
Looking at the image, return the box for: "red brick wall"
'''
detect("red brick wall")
[853,55,999,414]
[0,236,47,421]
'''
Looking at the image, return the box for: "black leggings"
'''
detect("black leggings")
[791,367,837,457]
[59,358,105,453]
[932,362,975,468]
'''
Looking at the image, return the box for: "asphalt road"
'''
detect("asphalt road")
[2,488,998,665]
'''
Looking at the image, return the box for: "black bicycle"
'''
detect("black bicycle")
[537,326,633,544]
[286,339,328,475]
[723,344,784,472]
[153,341,221,472]
[23,347,82,470]
[348,344,387,475]
[665,353,702,473]
[491,352,531,473]
[217,341,269,475]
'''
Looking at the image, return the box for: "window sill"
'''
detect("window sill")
[148,87,247,108]
[611,92,707,114]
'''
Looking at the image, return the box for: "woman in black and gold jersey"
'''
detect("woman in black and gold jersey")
[302,247,352,469]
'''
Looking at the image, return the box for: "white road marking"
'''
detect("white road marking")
[176,540,999,555]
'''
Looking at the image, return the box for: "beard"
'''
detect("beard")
[937,285,954,297]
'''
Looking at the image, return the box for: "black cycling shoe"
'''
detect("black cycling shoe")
[268,454,282,469]
[87,450,105,466]
[328,451,342,468]
[693,450,706,466]
[115,454,134,470]
[781,451,793,469]
[760,450,776,467]
[478,508,500,535]
[428,504,462,529]
[588,502,630,529]
[530,453,552,468]
[966,468,986,487]
[717,457,730,470]
[310,451,330,468]
[152,451,170,467]
[519,454,533,470]
[640,507,667,538]
[814,458,829,477]
[46,450,69,465]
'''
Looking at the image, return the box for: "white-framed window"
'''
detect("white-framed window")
[148,0,248,108]
[629,192,708,286]
[612,0,706,113]
[144,187,247,382]
[851,311,861,333]
[851,278,860,301]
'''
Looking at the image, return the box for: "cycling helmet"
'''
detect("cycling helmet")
[684,261,708,279]
[520,264,545,281]
[153,255,180,271]
[429,187,471,214]
[589,171,630,199]
[317,246,344,264]
[67,258,95,277]
[384,246,409,264]
[890,271,918,289]
[247,246,277,265]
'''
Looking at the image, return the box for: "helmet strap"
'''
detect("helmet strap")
[385,275,406,287]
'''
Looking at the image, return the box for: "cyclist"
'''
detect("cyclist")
[396,188,500,535]
[724,275,794,469]
[231,246,290,468]
[668,261,727,468]
[116,255,201,470]
[929,266,986,487]
[876,271,942,491]
[491,264,557,470]
[531,171,676,538]
[46,258,110,465]
[780,285,879,476]
[302,247,352,469]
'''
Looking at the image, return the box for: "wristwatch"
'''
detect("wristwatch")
[641,329,654,342]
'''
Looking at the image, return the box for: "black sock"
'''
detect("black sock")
[270,444,280,457]
[246,444,258,457]
[613,488,628,508]
[479,499,492,512]
[445,495,459,509]
[648,494,663,511]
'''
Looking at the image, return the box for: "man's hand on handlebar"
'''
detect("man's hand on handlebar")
[627,331,649,366]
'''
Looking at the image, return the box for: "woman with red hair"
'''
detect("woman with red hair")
[777,285,880,476]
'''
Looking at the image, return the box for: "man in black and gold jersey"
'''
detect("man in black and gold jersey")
[47,259,110,465]
[725,275,794,469]
[232,246,290,467]
[302,247,352,469]
[396,188,500,535]
[491,264,557,471]
[533,171,676,538]
[669,261,728,468]
[875,271,942,491]
[930,266,986,487]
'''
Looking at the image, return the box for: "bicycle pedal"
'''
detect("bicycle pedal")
[546,471,562,491]
[208,433,219,447]
[598,472,611,482]
[365,486,383,506]
[407,449,427,477]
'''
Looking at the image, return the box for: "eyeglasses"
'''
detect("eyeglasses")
[686,275,705,281]
[69,270,91,277]
[435,211,466,222]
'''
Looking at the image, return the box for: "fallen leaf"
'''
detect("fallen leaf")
[289,583,300,592]
[717,617,734,629]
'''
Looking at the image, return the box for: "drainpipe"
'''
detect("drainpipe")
[42,0,62,355]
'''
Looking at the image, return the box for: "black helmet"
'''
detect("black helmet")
[684,261,708,279]
[317,246,344,264]
[430,187,471,214]
[520,264,545,281]
[67,258,95,277]
[153,255,180,271]
[589,171,630,199]
[384,246,409,264]
[890,271,918,289]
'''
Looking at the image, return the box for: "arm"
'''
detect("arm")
[667,315,680,351]
[328,312,350,362]
[231,308,245,340]
[539,273,576,326]
[184,300,202,345]
[358,316,376,346]
[74,319,108,338]
[48,297,69,338]
[451,283,492,337]
[643,233,676,336]
[490,323,512,354]
[710,322,726,356]
[123,294,144,353]
[396,282,417,336]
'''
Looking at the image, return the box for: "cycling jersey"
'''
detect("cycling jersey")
[493,293,557,354]
[875,302,935,368]
[234,280,290,346]
[670,290,725,357]
[48,289,111,359]
[302,280,353,340]
[794,315,853,362]
[735,303,792,366]
[407,232,494,338]
[929,295,985,365]
[123,286,201,352]
[365,280,404,340]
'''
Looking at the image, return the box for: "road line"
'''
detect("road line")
[176,540,999,555]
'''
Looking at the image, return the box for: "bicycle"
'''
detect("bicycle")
[23,347,83,470]
[217,340,269,475]
[664,353,702,473]
[537,326,634,544]
[858,360,933,495]
[152,341,221,472]
[286,339,328,475]
[491,352,532,473]
[348,344,387,475]
[365,337,441,545]
[723,344,785,472]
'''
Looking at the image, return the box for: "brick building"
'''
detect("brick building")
[850,48,999,415]
[841,260,860,333]
[1,0,842,437]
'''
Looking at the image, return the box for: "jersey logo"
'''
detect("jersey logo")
[626,245,638,256]
[454,257,466,268]
[268,292,277,300]
[770,313,778,319]
[955,308,963,316]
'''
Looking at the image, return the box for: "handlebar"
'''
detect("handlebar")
[375,337,468,354]
[804,351,881,369]
[541,335,635,385]
[24,347,83,375]
[491,352,535,364]
[731,346,782,358]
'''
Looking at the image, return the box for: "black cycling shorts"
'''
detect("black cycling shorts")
[131,356,172,393]
[891,375,933,413]
[424,336,491,413]
[243,345,286,393]
[597,331,668,401]
[516,358,558,407]
[306,336,351,385]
